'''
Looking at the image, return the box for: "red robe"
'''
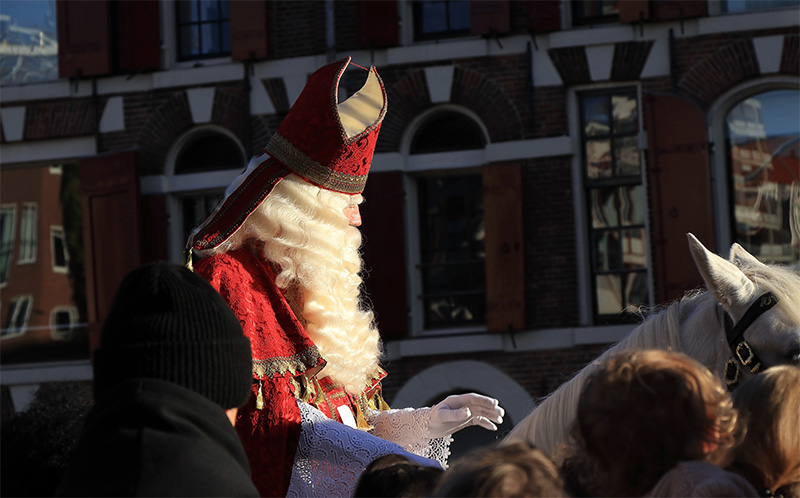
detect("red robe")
[195,246,385,496]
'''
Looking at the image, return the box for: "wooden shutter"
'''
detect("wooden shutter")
[80,150,142,352]
[359,171,408,339]
[652,1,708,21]
[355,0,399,48]
[526,0,561,33]
[471,0,511,36]
[57,0,112,78]
[117,0,161,72]
[644,93,716,304]
[483,163,524,333]
[618,0,651,23]
[230,1,270,61]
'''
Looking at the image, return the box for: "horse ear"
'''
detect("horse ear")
[729,242,767,270]
[687,233,756,315]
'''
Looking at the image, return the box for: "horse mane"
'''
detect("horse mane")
[504,289,720,455]
[739,262,800,325]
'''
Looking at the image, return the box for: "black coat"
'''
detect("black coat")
[57,378,259,497]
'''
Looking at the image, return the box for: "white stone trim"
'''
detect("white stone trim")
[99,96,125,133]
[0,106,26,142]
[424,66,455,103]
[753,35,785,75]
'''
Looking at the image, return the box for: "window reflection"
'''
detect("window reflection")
[726,89,800,267]
[0,0,58,85]
[0,164,88,364]
[581,89,649,322]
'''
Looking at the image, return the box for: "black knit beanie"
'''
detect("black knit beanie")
[92,261,252,409]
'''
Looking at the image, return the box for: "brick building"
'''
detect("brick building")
[1,0,798,456]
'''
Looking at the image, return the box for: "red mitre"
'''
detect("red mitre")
[188,56,387,252]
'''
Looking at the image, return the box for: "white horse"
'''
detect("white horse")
[505,233,800,455]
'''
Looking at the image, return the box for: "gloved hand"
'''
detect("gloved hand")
[426,393,505,438]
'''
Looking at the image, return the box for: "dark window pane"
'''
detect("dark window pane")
[594,230,621,271]
[411,113,486,153]
[199,0,220,21]
[180,25,200,57]
[722,0,798,13]
[591,187,619,229]
[421,1,448,34]
[178,0,197,22]
[53,232,67,268]
[175,133,245,173]
[614,136,641,176]
[449,0,470,30]
[583,95,610,136]
[585,139,612,178]
[624,272,648,309]
[201,23,219,54]
[221,21,230,53]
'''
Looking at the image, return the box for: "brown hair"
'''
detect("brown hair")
[729,365,800,496]
[432,441,568,497]
[566,349,740,496]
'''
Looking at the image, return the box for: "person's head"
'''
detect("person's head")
[432,441,567,497]
[570,349,740,496]
[729,365,800,496]
[187,58,387,396]
[92,262,253,421]
[354,454,444,497]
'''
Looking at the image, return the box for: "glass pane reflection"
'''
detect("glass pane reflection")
[619,185,645,226]
[582,95,609,136]
[591,188,619,229]
[622,228,647,269]
[612,94,638,134]
[595,230,621,271]
[615,136,641,176]
[596,274,622,315]
[727,89,800,267]
[586,139,612,179]
[0,164,88,364]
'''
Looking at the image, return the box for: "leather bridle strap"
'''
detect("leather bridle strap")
[723,292,778,389]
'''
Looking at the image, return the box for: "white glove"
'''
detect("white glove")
[426,393,505,438]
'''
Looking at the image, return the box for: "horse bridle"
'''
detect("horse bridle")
[722,292,778,389]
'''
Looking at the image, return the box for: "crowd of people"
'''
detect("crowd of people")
[2,57,798,497]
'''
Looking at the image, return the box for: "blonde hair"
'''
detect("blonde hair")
[730,365,800,496]
[566,349,741,497]
[207,174,382,395]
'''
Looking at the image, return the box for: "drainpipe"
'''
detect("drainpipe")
[326,0,335,62]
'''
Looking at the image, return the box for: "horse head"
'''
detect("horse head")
[687,233,800,384]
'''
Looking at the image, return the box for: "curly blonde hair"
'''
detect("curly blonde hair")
[564,349,741,497]
[730,365,800,496]
[208,173,382,395]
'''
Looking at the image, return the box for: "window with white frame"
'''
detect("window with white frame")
[51,306,79,340]
[176,0,230,61]
[409,110,488,330]
[0,205,16,286]
[50,226,69,273]
[18,203,37,264]
[571,0,619,25]
[725,89,799,267]
[2,295,32,339]
[579,88,650,323]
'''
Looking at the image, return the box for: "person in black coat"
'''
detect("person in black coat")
[57,261,259,497]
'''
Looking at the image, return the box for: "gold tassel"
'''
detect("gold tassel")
[355,396,373,431]
[184,248,194,272]
[256,380,264,410]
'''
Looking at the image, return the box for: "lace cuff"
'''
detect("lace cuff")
[367,407,453,468]
[287,400,441,497]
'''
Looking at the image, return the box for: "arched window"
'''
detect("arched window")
[410,112,486,154]
[174,131,244,174]
[407,111,487,330]
[725,89,799,266]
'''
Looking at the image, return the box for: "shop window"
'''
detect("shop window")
[413,0,470,41]
[0,0,58,85]
[18,203,37,264]
[579,89,649,323]
[726,89,800,266]
[176,0,230,61]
